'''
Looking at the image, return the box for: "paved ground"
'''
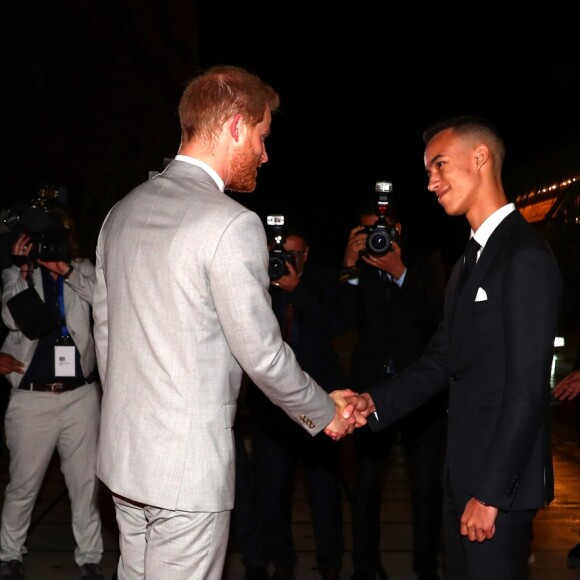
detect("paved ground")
[0,347,579,579]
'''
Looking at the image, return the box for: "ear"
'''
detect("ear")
[474,143,490,170]
[229,114,245,142]
[303,246,310,261]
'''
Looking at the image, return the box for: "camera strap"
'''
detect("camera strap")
[56,276,70,339]
[23,263,36,288]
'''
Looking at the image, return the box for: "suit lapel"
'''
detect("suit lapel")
[448,210,522,356]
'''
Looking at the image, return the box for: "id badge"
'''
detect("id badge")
[55,346,76,377]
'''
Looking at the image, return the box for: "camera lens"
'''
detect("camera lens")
[366,230,391,256]
[268,255,287,281]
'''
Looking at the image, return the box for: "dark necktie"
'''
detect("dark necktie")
[379,270,390,283]
[458,237,481,294]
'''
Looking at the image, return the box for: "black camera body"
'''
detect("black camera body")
[267,215,295,281]
[3,186,71,263]
[363,181,400,257]
[35,231,70,262]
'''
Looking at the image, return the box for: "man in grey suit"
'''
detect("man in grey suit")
[92,65,364,580]
[352,116,563,580]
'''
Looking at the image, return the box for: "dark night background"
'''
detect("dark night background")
[2,2,579,269]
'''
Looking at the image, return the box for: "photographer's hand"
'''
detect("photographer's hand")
[361,240,406,281]
[36,259,72,278]
[342,225,367,268]
[12,233,33,279]
[271,261,300,291]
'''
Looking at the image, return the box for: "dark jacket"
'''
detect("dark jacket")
[249,260,347,430]
[340,243,448,425]
[367,210,563,512]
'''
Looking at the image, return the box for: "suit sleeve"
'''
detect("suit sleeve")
[64,258,96,304]
[366,318,450,429]
[208,211,336,435]
[1,266,31,330]
[92,217,110,384]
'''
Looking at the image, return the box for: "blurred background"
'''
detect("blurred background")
[1,3,578,343]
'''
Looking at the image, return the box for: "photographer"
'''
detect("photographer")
[236,222,347,580]
[340,193,448,580]
[0,200,104,580]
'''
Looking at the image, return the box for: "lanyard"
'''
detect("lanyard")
[56,276,69,338]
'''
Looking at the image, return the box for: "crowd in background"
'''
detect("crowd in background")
[0,66,578,580]
[1,186,578,580]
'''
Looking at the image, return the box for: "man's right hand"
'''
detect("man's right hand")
[342,225,367,269]
[345,392,376,418]
[323,390,376,440]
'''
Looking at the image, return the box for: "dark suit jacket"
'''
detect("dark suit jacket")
[341,243,448,425]
[367,210,563,512]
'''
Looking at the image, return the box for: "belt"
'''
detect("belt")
[19,379,88,393]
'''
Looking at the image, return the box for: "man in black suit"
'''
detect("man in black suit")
[340,197,448,580]
[352,116,563,580]
[241,224,348,580]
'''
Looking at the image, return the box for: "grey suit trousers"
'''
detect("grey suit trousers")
[113,494,230,579]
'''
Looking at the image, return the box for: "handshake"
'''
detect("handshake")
[323,390,376,441]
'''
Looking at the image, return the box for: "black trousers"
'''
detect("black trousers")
[350,411,447,576]
[249,416,345,573]
[230,417,270,570]
[442,473,536,580]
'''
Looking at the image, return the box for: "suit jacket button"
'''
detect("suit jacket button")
[450,374,459,381]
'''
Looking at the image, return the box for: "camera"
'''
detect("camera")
[3,185,71,263]
[363,181,400,257]
[267,215,295,281]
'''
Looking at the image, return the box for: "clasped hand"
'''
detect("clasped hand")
[323,390,376,441]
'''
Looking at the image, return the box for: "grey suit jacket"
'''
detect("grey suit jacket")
[1,259,97,387]
[93,160,335,512]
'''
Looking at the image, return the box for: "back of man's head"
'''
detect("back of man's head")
[178,65,280,147]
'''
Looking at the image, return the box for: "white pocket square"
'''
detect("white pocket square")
[475,287,488,302]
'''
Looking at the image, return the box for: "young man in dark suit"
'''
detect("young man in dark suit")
[352,116,563,580]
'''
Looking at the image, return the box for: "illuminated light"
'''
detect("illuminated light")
[554,336,565,348]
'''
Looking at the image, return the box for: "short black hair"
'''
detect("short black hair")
[422,115,506,164]
[283,223,309,245]
[422,114,501,142]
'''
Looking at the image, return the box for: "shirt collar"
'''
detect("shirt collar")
[471,203,516,249]
[174,155,224,192]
